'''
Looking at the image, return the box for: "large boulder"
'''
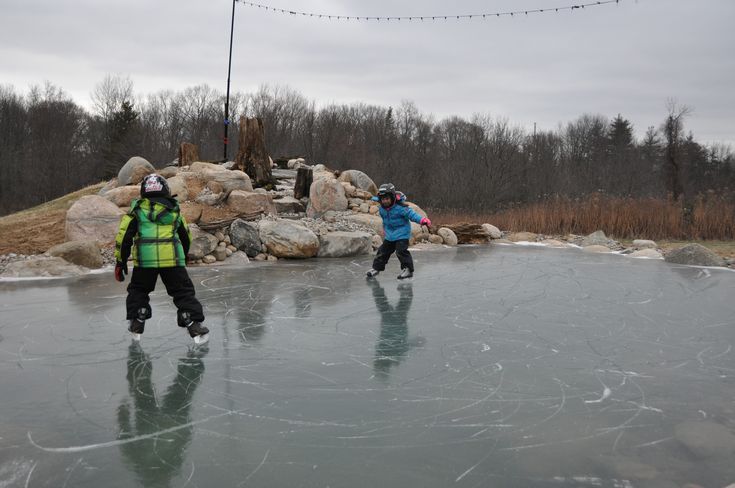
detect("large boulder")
[47,240,103,269]
[318,231,373,258]
[180,202,203,224]
[482,223,502,239]
[117,156,155,186]
[337,170,378,195]
[582,230,609,247]
[306,178,348,218]
[65,195,126,244]
[158,166,180,179]
[0,256,88,278]
[632,239,657,249]
[259,219,319,258]
[226,190,276,216]
[166,175,190,201]
[102,185,141,207]
[187,225,219,260]
[437,228,458,246]
[189,162,254,194]
[229,219,262,257]
[98,178,119,196]
[343,214,383,235]
[274,196,305,214]
[665,244,725,267]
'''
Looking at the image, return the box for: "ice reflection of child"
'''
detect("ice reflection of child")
[370,281,414,378]
[117,343,206,487]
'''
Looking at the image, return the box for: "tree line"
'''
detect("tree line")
[1,76,733,216]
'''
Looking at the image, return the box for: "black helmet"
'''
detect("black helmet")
[140,174,171,198]
[377,183,396,207]
[377,183,396,198]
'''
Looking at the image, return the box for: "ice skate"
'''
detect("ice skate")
[366,269,380,278]
[179,312,209,345]
[128,308,147,341]
[397,268,414,280]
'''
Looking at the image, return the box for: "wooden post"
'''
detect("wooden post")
[178,142,199,167]
[235,116,275,188]
[294,167,313,200]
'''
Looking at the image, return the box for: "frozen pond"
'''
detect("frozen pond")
[1,245,734,487]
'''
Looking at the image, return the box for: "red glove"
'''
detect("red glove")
[114,261,127,282]
[420,217,432,228]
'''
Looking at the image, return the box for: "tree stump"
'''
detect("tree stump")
[444,223,491,244]
[294,167,313,200]
[178,142,199,167]
[235,117,275,188]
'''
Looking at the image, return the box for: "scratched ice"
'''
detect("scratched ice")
[1,246,734,487]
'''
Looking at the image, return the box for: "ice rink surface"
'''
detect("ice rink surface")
[1,245,734,487]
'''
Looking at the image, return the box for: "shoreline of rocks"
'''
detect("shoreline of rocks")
[1,156,733,279]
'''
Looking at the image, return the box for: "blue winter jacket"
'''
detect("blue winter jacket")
[373,198,424,241]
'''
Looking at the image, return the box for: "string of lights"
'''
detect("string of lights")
[234,0,621,22]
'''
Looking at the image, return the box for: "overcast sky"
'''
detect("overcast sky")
[2,0,734,145]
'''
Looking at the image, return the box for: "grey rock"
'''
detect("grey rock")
[630,249,663,259]
[1,256,88,278]
[117,156,155,186]
[229,219,262,257]
[259,219,320,258]
[274,196,305,214]
[47,241,103,269]
[633,239,658,249]
[188,225,219,260]
[437,228,458,246]
[65,196,126,244]
[337,170,378,195]
[582,230,609,247]
[482,223,502,239]
[665,244,725,267]
[318,231,373,258]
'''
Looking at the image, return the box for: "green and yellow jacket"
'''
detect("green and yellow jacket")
[115,197,192,268]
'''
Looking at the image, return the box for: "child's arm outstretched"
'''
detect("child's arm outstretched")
[404,207,432,228]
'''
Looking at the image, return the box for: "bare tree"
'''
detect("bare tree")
[661,99,692,201]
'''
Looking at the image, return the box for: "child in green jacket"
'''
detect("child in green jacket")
[114,174,208,343]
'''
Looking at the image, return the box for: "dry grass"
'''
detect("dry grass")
[0,183,106,255]
[430,194,735,241]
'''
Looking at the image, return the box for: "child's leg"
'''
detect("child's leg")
[159,267,205,323]
[395,240,414,272]
[126,268,158,320]
[372,240,397,271]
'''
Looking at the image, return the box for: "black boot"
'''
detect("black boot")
[179,312,209,343]
[128,308,147,335]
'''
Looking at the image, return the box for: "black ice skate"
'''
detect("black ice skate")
[397,268,414,280]
[179,312,210,345]
[128,308,147,341]
[366,269,380,278]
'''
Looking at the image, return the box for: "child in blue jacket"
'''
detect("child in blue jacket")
[367,183,432,280]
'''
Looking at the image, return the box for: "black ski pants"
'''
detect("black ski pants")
[372,239,414,272]
[126,267,204,322]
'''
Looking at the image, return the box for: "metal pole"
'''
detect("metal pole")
[224,0,236,161]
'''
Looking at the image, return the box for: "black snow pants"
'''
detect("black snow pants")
[372,239,414,272]
[126,267,204,323]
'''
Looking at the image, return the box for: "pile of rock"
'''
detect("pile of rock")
[2,153,732,278]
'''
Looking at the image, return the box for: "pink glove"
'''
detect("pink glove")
[420,217,432,227]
